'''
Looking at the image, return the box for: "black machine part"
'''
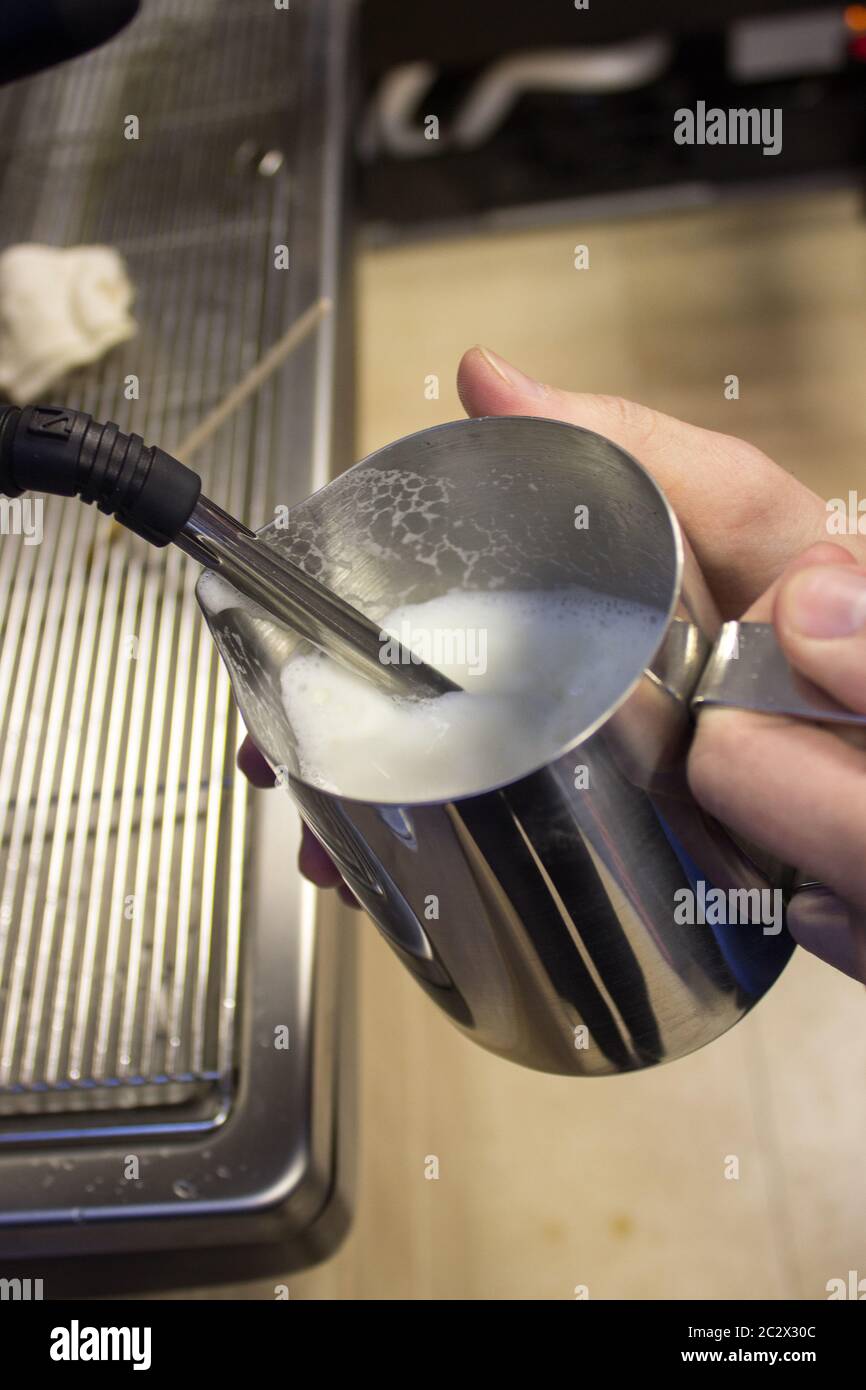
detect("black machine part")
[0,0,140,87]
[0,403,201,546]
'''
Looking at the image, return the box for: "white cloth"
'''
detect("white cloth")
[0,243,136,404]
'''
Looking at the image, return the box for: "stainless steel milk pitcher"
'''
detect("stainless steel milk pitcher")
[198,416,865,1076]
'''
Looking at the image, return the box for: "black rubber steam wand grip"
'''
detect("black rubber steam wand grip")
[0,403,201,545]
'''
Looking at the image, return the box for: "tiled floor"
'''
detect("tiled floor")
[282,189,866,1299]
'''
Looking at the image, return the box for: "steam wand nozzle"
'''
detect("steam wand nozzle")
[0,404,458,699]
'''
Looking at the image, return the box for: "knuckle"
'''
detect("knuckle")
[592,394,660,450]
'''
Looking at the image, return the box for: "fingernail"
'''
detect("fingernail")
[784,566,866,639]
[477,346,548,396]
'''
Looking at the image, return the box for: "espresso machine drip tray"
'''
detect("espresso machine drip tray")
[0,0,355,1291]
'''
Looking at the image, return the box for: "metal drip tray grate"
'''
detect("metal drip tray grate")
[0,0,316,1132]
[0,534,232,1108]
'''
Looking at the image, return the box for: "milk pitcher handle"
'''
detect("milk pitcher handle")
[691,620,866,726]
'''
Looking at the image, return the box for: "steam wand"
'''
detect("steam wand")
[0,404,458,699]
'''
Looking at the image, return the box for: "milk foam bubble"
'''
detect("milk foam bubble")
[280,587,663,801]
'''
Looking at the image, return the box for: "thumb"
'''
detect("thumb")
[457,344,554,415]
[456,344,662,449]
[774,562,866,715]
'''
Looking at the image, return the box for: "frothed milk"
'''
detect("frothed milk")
[280,587,662,802]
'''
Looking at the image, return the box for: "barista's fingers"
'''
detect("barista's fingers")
[238,735,361,905]
[785,889,866,984]
[741,542,866,739]
[299,824,362,907]
[298,822,345,890]
[457,346,847,616]
[237,734,276,788]
[688,545,866,954]
[774,560,866,716]
[734,542,859,621]
[688,709,866,912]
